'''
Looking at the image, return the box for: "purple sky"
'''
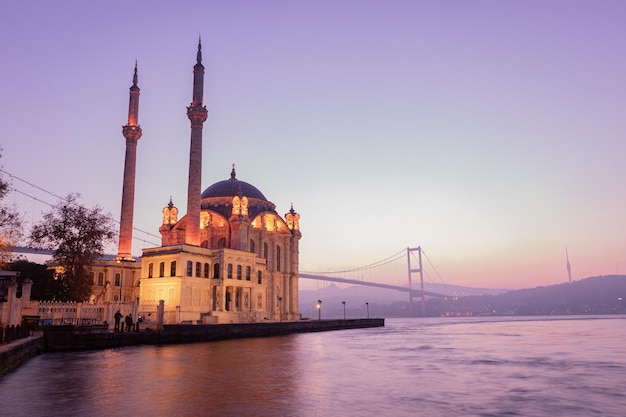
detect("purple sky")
[1,1,625,289]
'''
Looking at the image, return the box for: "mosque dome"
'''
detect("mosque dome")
[201,166,267,201]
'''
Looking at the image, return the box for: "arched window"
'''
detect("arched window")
[250,239,256,254]
[236,265,242,280]
[171,261,177,277]
[186,261,193,277]
[257,270,262,284]
[246,266,251,281]
[227,264,233,279]
[204,263,210,278]
[196,262,201,277]
[90,272,95,285]
[115,273,121,286]
[148,263,154,278]
[213,263,220,279]
[276,245,281,272]
[98,272,104,286]
[159,262,165,277]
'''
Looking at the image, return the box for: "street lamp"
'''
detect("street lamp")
[342,301,346,319]
[317,299,322,320]
[366,302,369,319]
[116,258,125,303]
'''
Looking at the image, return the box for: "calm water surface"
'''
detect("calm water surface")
[1,316,625,416]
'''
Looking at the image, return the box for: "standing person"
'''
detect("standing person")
[125,314,133,332]
[114,310,122,332]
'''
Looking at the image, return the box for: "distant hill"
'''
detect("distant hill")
[426,275,626,316]
[299,275,626,318]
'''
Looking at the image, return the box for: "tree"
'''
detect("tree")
[8,259,60,301]
[0,150,23,267]
[29,194,116,301]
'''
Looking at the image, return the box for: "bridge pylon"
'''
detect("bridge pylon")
[407,246,425,315]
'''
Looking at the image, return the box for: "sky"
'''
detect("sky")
[1,1,625,290]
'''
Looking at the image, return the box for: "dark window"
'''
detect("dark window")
[263,242,268,259]
[196,262,201,277]
[148,263,153,278]
[276,245,281,272]
[257,270,262,284]
[213,263,220,279]
[159,262,165,277]
[186,261,193,277]
[171,261,177,277]
[218,237,226,248]
[246,266,251,281]
[115,273,121,286]
[236,265,242,280]
[250,239,256,254]
[90,272,95,285]
[227,264,233,279]
[98,272,104,286]
[204,263,209,278]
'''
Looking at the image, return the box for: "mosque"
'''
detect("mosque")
[87,41,301,324]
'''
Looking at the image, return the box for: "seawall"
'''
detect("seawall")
[0,336,44,377]
[43,319,385,351]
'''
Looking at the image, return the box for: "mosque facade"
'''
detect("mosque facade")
[87,41,301,324]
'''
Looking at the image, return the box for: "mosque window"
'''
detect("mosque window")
[227,264,233,279]
[257,270,262,284]
[250,239,256,254]
[246,266,251,281]
[159,262,165,277]
[171,261,177,277]
[204,263,209,278]
[196,262,201,277]
[115,273,121,286]
[186,261,193,277]
[213,263,220,279]
[148,263,154,278]
[237,265,242,280]
[276,246,281,272]
[98,272,104,286]
[90,272,95,285]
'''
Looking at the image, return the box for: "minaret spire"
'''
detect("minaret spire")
[185,39,208,246]
[118,63,142,259]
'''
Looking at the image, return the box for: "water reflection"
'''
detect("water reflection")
[2,316,626,417]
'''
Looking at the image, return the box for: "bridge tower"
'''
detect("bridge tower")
[407,246,425,315]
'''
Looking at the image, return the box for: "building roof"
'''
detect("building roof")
[201,167,268,201]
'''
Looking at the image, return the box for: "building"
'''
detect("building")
[89,40,301,324]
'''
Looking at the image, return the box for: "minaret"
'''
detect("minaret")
[118,62,142,259]
[185,38,208,246]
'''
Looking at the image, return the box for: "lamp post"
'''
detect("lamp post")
[317,299,322,320]
[342,301,346,319]
[116,258,125,303]
[366,302,369,319]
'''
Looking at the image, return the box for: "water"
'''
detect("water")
[1,316,625,416]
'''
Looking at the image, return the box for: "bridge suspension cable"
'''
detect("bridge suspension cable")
[302,248,407,275]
